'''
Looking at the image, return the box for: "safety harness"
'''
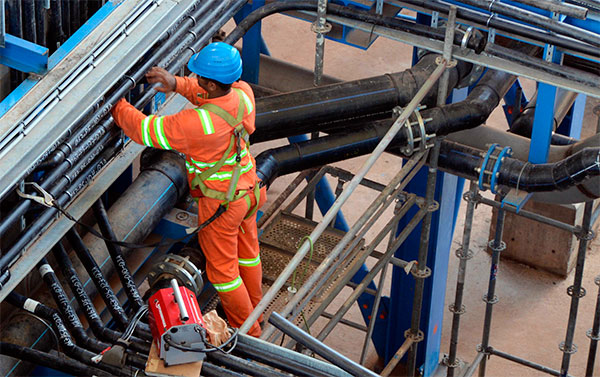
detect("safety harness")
[190,89,260,219]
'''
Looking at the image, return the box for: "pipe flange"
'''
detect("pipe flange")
[411,266,432,279]
[456,247,474,260]
[404,329,425,343]
[587,329,600,341]
[441,355,461,368]
[448,303,466,315]
[311,21,332,34]
[148,254,204,296]
[482,293,499,305]
[559,341,578,354]
[488,240,506,253]
[567,285,586,298]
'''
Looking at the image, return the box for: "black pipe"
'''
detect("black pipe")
[48,0,65,51]
[52,242,151,355]
[22,0,36,44]
[586,276,600,376]
[251,53,472,143]
[0,342,112,377]
[66,228,153,339]
[232,341,336,377]
[35,1,46,47]
[5,293,132,376]
[401,0,600,58]
[0,128,119,240]
[61,0,70,38]
[0,137,123,273]
[268,312,380,377]
[202,362,246,377]
[70,0,80,35]
[510,106,577,145]
[92,199,145,311]
[207,352,290,377]
[6,0,24,90]
[224,0,485,52]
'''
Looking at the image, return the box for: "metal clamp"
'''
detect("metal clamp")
[448,303,466,315]
[461,26,473,50]
[559,341,578,354]
[148,254,204,296]
[404,329,425,343]
[123,75,136,89]
[488,240,506,253]
[397,105,434,156]
[311,21,332,34]
[478,144,511,193]
[567,285,586,298]
[587,329,600,341]
[482,293,499,305]
[576,229,595,241]
[456,246,474,260]
[442,354,461,368]
[16,182,56,208]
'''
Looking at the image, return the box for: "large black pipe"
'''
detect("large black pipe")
[251,53,472,143]
[34,1,46,47]
[92,199,145,312]
[52,243,151,355]
[0,342,112,377]
[22,0,36,44]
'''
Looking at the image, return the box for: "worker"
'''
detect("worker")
[111,42,266,337]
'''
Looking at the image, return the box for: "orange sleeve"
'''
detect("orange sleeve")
[111,98,196,156]
[175,76,208,106]
[233,81,256,135]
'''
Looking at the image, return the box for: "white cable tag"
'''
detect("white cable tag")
[39,264,54,277]
[23,298,40,313]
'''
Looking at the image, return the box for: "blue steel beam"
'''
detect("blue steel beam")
[0,34,48,74]
[234,1,266,84]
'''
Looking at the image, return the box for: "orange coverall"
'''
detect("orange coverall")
[111,77,265,337]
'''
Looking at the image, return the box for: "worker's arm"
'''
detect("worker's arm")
[146,67,207,106]
[111,98,193,155]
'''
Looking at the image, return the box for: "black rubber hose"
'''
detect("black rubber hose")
[37,257,113,354]
[401,0,600,58]
[92,199,145,311]
[0,137,123,273]
[52,242,151,355]
[5,293,132,376]
[207,351,290,377]
[251,53,472,143]
[0,127,119,240]
[224,0,485,52]
[65,228,153,340]
[0,342,112,377]
[232,342,336,377]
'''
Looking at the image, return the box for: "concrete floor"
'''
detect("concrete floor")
[226,13,599,377]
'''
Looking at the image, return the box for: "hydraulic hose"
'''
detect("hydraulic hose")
[225,0,485,52]
[65,228,153,340]
[4,293,133,376]
[0,136,123,273]
[92,199,145,311]
[0,342,112,377]
[52,243,151,355]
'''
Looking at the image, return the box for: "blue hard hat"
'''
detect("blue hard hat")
[187,42,242,84]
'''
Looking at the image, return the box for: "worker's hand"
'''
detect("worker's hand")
[146,67,176,93]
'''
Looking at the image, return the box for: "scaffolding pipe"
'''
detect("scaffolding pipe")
[560,201,594,376]
[269,312,380,377]
[487,346,564,376]
[586,275,600,377]
[380,337,415,377]
[242,60,448,334]
[510,0,588,19]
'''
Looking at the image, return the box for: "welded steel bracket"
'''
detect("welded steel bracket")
[501,189,532,214]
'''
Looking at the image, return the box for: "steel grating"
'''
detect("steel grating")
[258,211,365,324]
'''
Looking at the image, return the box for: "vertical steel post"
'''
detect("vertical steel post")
[586,275,600,377]
[478,207,507,377]
[0,0,5,48]
[313,0,328,86]
[407,8,456,376]
[560,201,594,376]
[445,182,479,377]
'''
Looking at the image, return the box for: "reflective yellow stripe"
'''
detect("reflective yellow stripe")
[239,255,260,267]
[213,276,243,292]
[195,109,215,135]
[239,90,254,114]
[141,116,154,147]
[153,117,172,150]
[185,160,253,181]
[190,148,248,169]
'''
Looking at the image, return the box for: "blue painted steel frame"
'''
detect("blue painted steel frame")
[0,0,121,117]
[234,1,267,84]
[0,34,48,74]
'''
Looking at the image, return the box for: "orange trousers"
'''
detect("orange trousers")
[197,185,266,337]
